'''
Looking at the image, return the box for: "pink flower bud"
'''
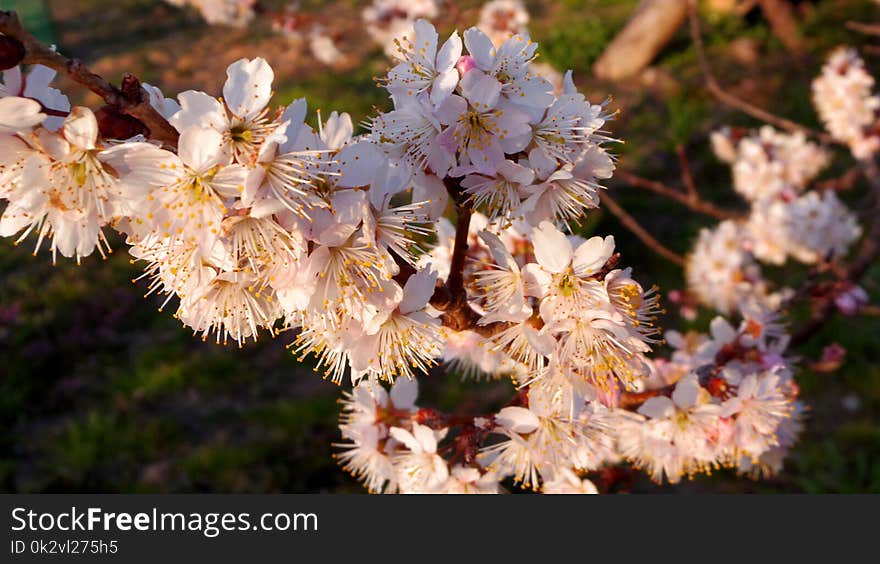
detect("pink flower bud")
[834,284,868,315]
[456,55,476,76]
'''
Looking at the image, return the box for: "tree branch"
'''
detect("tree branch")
[600,192,686,266]
[0,10,179,148]
[686,0,835,145]
[614,169,741,220]
[676,144,699,201]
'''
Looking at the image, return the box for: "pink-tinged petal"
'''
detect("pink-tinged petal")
[336,141,382,188]
[390,377,419,411]
[348,333,378,372]
[427,141,455,178]
[223,57,273,120]
[62,107,98,150]
[737,374,758,399]
[516,75,555,109]
[463,139,504,176]
[0,97,44,132]
[455,55,476,75]
[528,148,557,180]
[460,70,502,110]
[496,406,540,434]
[497,159,534,185]
[436,31,463,72]
[463,27,495,71]
[411,19,439,60]
[638,396,676,419]
[178,126,227,173]
[430,68,459,107]
[532,221,572,273]
[435,94,467,125]
[399,266,438,314]
[572,235,614,277]
[170,90,225,132]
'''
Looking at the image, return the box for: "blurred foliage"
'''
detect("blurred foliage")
[1,0,879,493]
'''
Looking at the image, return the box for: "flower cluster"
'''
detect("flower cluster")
[812,48,880,159]
[363,0,439,58]
[0,15,864,494]
[689,125,861,314]
[163,0,257,27]
[478,0,530,48]
[619,306,802,483]
[337,302,802,491]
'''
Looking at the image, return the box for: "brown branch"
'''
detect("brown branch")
[423,177,512,337]
[845,21,880,37]
[686,0,835,145]
[0,10,179,148]
[676,144,699,201]
[758,0,805,55]
[815,167,862,192]
[615,169,741,220]
[600,192,686,266]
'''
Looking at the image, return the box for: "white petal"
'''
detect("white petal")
[390,378,419,410]
[399,266,438,314]
[672,374,701,409]
[463,27,495,71]
[531,221,572,273]
[321,111,353,149]
[62,107,98,150]
[0,97,44,132]
[411,173,448,221]
[412,423,438,454]
[572,235,614,277]
[179,126,227,172]
[170,90,225,132]
[336,141,382,188]
[495,406,540,434]
[637,396,676,419]
[389,426,423,453]
[459,70,502,110]
[430,68,459,107]
[436,31,463,71]
[223,57,273,120]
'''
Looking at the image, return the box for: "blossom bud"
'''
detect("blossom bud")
[0,34,26,71]
[834,283,868,315]
[94,105,148,140]
[455,55,476,76]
